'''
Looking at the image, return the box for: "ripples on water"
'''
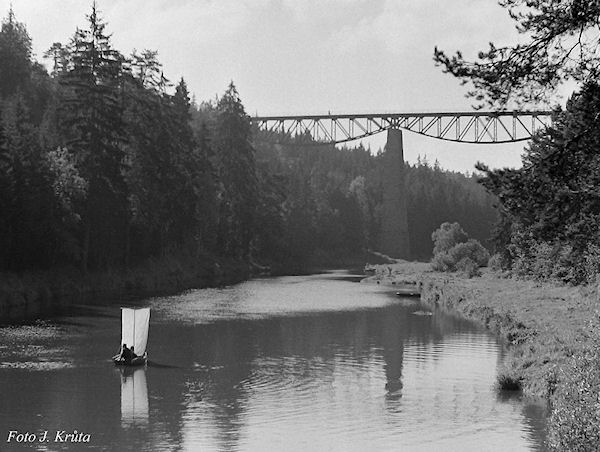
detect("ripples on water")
[0,271,547,451]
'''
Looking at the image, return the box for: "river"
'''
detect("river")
[0,270,547,451]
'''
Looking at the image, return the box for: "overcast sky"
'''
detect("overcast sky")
[8,0,556,172]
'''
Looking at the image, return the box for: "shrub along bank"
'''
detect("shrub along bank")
[0,253,250,323]
[0,248,387,323]
[364,261,600,450]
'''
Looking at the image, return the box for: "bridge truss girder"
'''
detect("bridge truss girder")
[252,111,554,144]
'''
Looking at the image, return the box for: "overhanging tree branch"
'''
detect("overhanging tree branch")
[434,0,600,107]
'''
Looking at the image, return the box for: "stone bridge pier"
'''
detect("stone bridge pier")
[379,129,410,259]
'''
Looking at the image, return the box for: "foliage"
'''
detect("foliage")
[549,346,600,451]
[434,0,600,106]
[477,82,600,284]
[57,4,129,271]
[451,240,490,267]
[431,240,490,275]
[508,235,578,283]
[431,222,469,255]
[213,82,258,259]
[0,7,32,98]
[430,223,490,276]
[496,370,522,391]
[0,6,499,276]
[582,244,600,283]
[405,162,497,260]
[488,253,509,272]
[250,131,498,268]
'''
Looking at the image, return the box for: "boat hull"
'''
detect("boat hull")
[395,289,420,297]
[113,356,147,367]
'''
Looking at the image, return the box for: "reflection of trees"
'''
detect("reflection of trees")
[172,306,416,449]
[2,296,551,451]
[495,365,549,451]
[189,303,440,440]
[200,322,255,451]
[520,401,549,451]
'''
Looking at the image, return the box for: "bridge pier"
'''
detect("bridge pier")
[380,129,410,259]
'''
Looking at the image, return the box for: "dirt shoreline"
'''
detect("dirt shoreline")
[362,260,599,399]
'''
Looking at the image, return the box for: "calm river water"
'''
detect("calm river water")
[0,270,547,451]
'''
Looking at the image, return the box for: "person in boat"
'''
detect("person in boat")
[130,346,138,360]
[119,343,133,363]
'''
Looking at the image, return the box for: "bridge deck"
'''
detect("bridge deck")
[251,111,554,144]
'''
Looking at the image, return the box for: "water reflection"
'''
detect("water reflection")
[0,272,548,451]
[120,367,149,427]
[382,307,405,397]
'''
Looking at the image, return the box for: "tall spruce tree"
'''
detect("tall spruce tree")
[123,50,171,259]
[0,6,32,99]
[214,82,258,259]
[58,3,128,271]
[170,78,219,253]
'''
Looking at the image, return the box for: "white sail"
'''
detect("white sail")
[121,307,151,356]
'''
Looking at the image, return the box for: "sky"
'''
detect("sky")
[6,0,565,172]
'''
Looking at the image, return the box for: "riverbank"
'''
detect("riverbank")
[363,261,600,399]
[269,249,394,276]
[0,253,250,324]
[0,249,388,324]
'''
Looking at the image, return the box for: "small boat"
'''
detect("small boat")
[113,307,150,366]
[395,282,420,297]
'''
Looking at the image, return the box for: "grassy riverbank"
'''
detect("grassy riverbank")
[365,260,600,449]
[0,249,387,323]
[365,261,600,396]
[0,252,251,323]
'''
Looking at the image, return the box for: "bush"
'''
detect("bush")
[548,350,600,451]
[488,253,509,272]
[430,222,490,276]
[456,257,481,278]
[448,239,490,267]
[509,236,587,284]
[582,244,600,284]
[431,222,468,255]
[431,252,454,272]
[496,370,522,391]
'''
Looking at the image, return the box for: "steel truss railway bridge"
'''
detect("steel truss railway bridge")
[251,110,553,145]
[251,110,554,259]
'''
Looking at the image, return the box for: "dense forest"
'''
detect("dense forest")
[253,134,497,266]
[0,6,497,276]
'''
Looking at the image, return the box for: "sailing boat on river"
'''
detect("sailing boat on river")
[113,307,151,366]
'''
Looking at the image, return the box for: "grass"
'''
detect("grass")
[496,369,523,391]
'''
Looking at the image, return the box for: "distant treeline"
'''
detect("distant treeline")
[253,133,498,264]
[0,6,497,275]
